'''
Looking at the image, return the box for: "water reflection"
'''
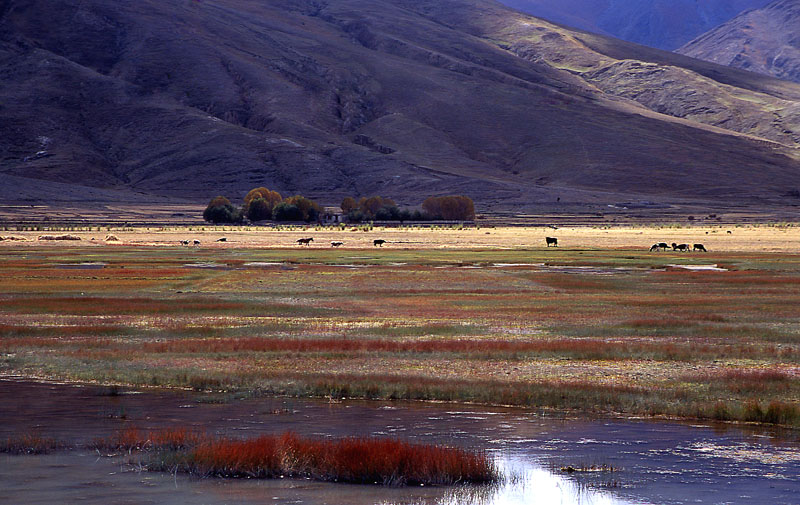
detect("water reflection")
[434,457,644,505]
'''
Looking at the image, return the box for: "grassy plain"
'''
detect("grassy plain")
[1,225,799,426]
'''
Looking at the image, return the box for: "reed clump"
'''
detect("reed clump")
[92,426,207,452]
[97,428,496,486]
[0,433,66,454]
[189,432,495,485]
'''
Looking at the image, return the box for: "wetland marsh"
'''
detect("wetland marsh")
[1,225,798,503]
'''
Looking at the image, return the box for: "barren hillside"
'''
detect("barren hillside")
[679,0,800,84]
[1,0,799,214]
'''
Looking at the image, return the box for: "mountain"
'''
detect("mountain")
[2,0,800,214]
[497,0,772,50]
[678,0,800,84]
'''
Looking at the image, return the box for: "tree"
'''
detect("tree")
[359,196,396,218]
[411,209,429,221]
[273,202,303,221]
[245,197,272,222]
[422,196,475,220]
[203,196,242,223]
[243,187,282,217]
[341,197,357,213]
[375,205,400,221]
[346,209,366,223]
[284,195,321,222]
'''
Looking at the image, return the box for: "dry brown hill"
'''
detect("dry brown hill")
[678,0,800,85]
[2,0,800,215]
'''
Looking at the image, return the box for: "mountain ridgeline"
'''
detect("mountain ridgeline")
[1,0,799,212]
[678,0,800,84]
[496,0,773,50]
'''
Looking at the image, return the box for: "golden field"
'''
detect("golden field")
[2,223,800,252]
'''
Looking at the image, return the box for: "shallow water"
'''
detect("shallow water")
[667,264,728,272]
[0,380,796,504]
[55,262,107,269]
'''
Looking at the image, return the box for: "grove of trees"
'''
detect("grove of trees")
[339,195,475,222]
[204,188,475,224]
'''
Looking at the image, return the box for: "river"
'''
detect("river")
[0,380,796,504]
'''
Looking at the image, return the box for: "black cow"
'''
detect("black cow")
[546,237,558,247]
[374,239,386,247]
[693,243,707,252]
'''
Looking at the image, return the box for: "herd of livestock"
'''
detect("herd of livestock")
[176,235,708,251]
[178,237,388,247]
[649,242,707,252]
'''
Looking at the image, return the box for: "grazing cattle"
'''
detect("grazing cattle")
[649,243,660,252]
[693,243,707,252]
[297,237,314,246]
[331,241,344,247]
[216,237,227,242]
[193,239,201,246]
[727,230,732,234]
[649,242,669,251]
[374,239,386,247]
[672,242,690,252]
[545,237,558,247]
[180,240,189,245]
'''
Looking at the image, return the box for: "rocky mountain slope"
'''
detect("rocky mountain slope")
[678,0,800,84]
[497,0,772,50]
[2,0,800,212]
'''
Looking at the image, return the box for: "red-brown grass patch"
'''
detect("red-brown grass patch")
[96,429,496,486]
[189,432,495,485]
[1,432,66,454]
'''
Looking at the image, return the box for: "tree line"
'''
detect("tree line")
[203,188,474,224]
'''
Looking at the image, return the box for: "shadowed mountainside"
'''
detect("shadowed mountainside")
[678,0,800,84]
[497,0,772,50]
[1,0,800,213]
